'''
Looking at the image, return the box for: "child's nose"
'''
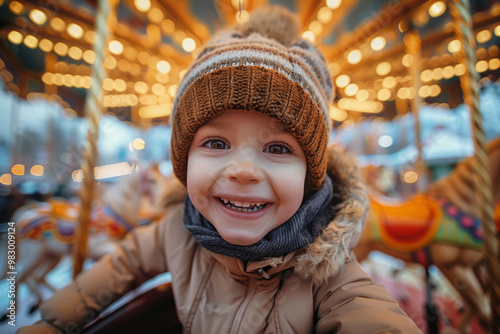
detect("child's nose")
[224,160,264,184]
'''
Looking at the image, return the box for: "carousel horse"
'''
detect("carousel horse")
[1,163,175,317]
[354,137,500,331]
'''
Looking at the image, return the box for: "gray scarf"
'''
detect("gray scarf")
[183,176,334,261]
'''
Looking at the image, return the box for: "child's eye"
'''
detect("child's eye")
[203,139,229,150]
[264,144,290,154]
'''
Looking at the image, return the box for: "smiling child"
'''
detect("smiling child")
[19,6,421,334]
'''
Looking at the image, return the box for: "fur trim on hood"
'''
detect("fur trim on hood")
[160,146,369,285]
[294,146,369,284]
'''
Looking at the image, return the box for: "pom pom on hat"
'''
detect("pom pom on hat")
[170,6,332,190]
[235,5,300,47]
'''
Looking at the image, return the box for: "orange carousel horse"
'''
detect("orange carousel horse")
[354,137,500,331]
[1,163,175,315]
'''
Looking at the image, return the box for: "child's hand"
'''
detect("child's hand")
[16,320,61,334]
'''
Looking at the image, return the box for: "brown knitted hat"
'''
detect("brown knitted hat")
[170,6,333,190]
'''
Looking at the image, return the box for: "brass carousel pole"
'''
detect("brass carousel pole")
[403,25,429,193]
[449,0,500,331]
[73,0,118,278]
[404,25,438,334]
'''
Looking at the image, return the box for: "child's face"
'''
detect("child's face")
[186,111,307,246]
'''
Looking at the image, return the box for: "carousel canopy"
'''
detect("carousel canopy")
[0,0,500,187]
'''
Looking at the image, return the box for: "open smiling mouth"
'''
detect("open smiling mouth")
[217,197,269,212]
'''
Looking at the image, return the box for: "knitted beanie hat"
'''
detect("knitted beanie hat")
[170,6,333,190]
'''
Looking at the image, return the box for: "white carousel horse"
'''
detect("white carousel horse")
[354,137,500,331]
[1,163,173,316]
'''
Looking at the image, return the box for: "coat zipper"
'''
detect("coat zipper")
[185,258,216,333]
[229,279,256,334]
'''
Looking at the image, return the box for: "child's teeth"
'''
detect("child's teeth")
[219,197,267,212]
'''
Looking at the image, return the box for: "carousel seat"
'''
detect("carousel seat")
[83,282,182,334]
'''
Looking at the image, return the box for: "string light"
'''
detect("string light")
[51,17,65,31]
[30,165,44,176]
[139,104,172,118]
[132,138,145,150]
[23,35,39,49]
[84,31,96,44]
[455,63,465,76]
[30,9,47,25]
[0,174,12,186]
[448,39,461,53]
[370,36,386,51]
[419,85,431,98]
[442,66,454,79]
[338,98,383,113]
[148,8,163,23]
[377,89,391,101]
[344,83,359,96]
[403,171,418,183]
[489,58,500,71]
[156,60,171,74]
[309,21,323,35]
[317,7,332,24]
[9,1,24,15]
[476,60,488,73]
[355,89,369,101]
[11,164,25,176]
[402,54,413,67]
[54,42,69,56]
[68,46,83,60]
[432,67,443,81]
[39,39,54,52]
[397,87,410,99]
[134,0,151,12]
[134,81,148,94]
[420,69,433,82]
[67,23,83,39]
[152,83,166,95]
[108,40,123,55]
[382,76,396,89]
[375,62,391,76]
[335,74,350,88]
[428,1,446,17]
[181,38,196,53]
[378,135,393,148]
[7,30,23,45]
[83,50,95,64]
[301,31,315,43]
[161,19,175,34]
[495,25,500,37]
[347,49,362,64]
[476,30,492,44]
[329,106,347,122]
[430,85,441,97]
[326,0,342,10]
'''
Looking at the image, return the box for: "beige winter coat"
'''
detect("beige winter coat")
[18,148,422,333]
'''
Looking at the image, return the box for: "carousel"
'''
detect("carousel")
[0,0,499,333]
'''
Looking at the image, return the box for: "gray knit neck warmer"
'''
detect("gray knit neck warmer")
[183,175,333,261]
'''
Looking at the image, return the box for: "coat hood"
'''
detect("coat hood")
[160,146,369,285]
[294,146,369,284]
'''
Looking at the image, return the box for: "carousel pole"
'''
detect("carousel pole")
[403,25,429,193]
[73,0,118,278]
[449,0,500,332]
[404,26,438,334]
